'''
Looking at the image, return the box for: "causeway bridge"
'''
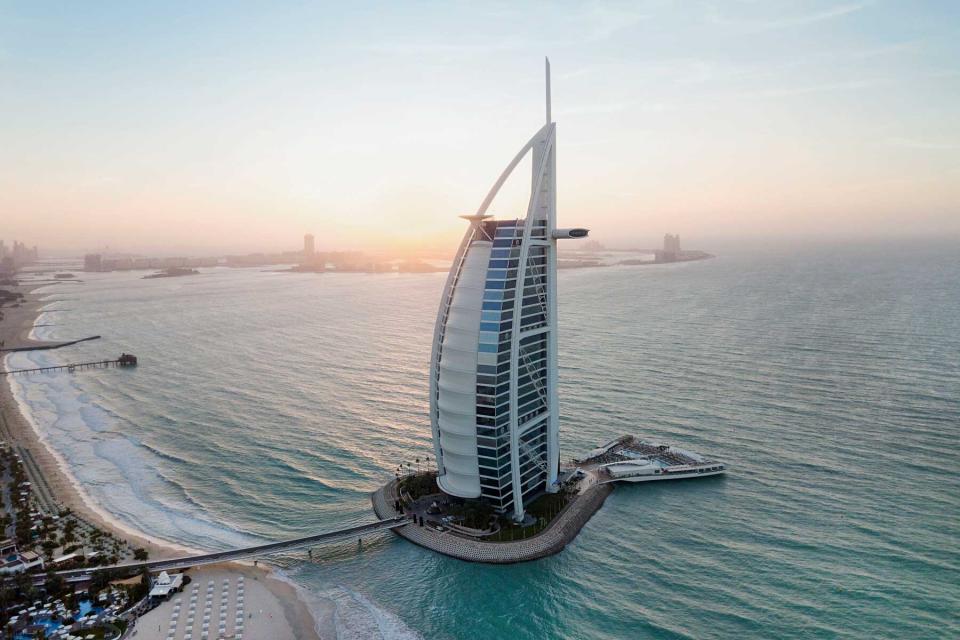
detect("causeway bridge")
[47,516,408,580]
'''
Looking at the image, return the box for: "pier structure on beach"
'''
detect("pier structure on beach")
[0,353,137,376]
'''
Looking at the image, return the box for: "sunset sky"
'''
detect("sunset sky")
[2,1,958,255]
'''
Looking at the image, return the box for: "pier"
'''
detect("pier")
[0,353,137,376]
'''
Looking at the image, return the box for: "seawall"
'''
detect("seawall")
[371,479,613,564]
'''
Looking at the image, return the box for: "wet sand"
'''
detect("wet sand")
[0,283,323,639]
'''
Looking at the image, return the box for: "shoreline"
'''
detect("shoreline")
[0,283,324,639]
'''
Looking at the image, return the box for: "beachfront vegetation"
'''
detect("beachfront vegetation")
[398,466,580,542]
[445,501,495,530]
[485,487,576,542]
[0,445,144,632]
[398,471,438,501]
[0,289,26,304]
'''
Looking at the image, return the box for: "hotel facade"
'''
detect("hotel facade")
[429,61,587,521]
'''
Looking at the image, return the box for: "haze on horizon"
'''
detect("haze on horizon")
[1,1,958,257]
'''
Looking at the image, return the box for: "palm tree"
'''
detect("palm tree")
[415,458,420,475]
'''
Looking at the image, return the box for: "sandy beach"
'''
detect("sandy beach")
[0,281,323,640]
[128,563,323,640]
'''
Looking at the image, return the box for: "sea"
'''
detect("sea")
[5,240,959,639]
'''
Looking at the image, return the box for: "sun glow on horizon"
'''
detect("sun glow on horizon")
[1,1,958,256]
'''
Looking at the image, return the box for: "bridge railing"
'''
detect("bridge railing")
[42,516,407,579]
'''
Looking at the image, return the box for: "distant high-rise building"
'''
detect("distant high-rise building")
[663,233,680,254]
[84,254,103,272]
[430,60,588,521]
[659,234,681,262]
[304,234,315,257]
[0,240,39,267]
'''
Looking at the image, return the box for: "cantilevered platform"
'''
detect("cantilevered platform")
[574,435,727,484]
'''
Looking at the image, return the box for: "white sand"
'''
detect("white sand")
[128,565,305,640]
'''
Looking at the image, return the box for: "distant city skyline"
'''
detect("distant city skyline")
[0,240,39,268]
[2,1,958,254]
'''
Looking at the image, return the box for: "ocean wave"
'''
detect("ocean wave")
[6,347,256,553]
[270,568,422,640]
[90,436,258,550]
[329,586,423,640]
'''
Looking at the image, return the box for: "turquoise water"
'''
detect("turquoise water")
[14,601,100,640]
[7,241,959,639]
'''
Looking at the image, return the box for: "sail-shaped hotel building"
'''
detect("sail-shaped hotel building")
[429,60,587,521]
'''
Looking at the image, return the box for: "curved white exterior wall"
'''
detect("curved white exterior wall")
[428,60,585,520]
[435,240,491,498]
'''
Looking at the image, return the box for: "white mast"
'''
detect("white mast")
[545,57,552,124]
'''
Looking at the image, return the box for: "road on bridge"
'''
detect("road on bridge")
[48,516,408,580]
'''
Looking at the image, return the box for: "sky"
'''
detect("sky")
[1,1,958,255]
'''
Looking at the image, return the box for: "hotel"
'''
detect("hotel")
[429,60,587,521]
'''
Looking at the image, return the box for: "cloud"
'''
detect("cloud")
[358,38,525,56]
[557,102,631,117]
[556,66,596,81]
[356,2,651,58]
[573,4,652,43]
[844,40,922,60]
[706,1,873,33]
[743,77,889,98]
[886,138,960,151]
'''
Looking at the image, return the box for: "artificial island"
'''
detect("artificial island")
[371,60,725,563]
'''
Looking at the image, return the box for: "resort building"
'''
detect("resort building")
[429,60,587,521]
[0,539,45,574]
[149,571,184,599]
